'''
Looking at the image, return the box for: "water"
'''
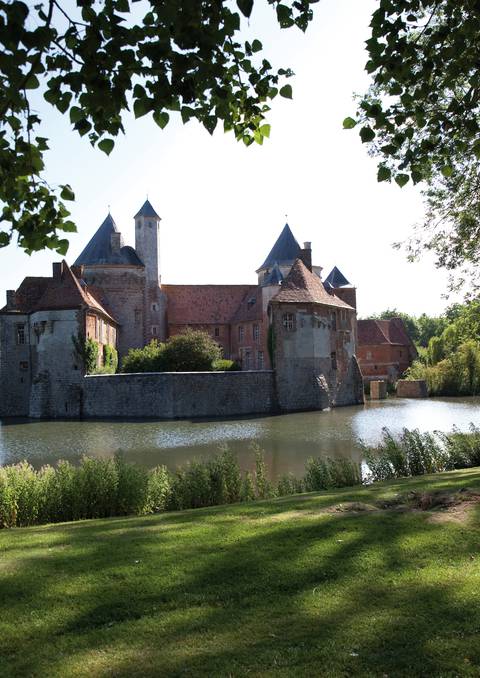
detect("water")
[1,397,479,478]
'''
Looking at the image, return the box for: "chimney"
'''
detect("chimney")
[6,290,15,310]
[111,232,122,254]
[52,261,65,281]
[299,241,312,271]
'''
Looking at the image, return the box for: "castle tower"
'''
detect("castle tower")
[134,199,161,284]
[134,199,167,342]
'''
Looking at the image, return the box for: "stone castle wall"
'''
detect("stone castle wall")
[82,370,276,419]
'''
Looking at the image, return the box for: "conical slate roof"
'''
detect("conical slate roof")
[324,266,351,288]
[272,258,353,308]
[261,262,284,287]
[74,214,144,266]
[134,199,160,219]
[257,223,301,271]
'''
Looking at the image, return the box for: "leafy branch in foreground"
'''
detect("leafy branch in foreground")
[344,1,480,292]
[0,0,317,253]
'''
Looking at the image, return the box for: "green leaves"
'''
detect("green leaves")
[237,0,253,18]
[98,139,115,156]
[279,84,292,99]
[343,117,357,129]
[60,185,75,201]
[377,166,391,182]
[153,111,170,129]
[0,0,319,254]
[360,126,375,143]
[394,174,410,188]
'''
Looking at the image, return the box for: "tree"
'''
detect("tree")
[345,1,480,290]
[0,0,316,254]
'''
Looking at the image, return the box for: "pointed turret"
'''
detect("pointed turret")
[134,198,161,284]
[257,223,301,273]
[134,199,160,220]
[272,258,353,308]
[324,266,351,289]
[74,213,143,266]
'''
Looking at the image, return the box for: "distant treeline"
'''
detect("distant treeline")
[371,302,480,396]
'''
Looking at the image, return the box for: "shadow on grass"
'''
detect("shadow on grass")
[1,472,480,676]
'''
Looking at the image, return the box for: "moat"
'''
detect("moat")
[1,396,479,478]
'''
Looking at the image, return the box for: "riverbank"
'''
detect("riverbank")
[2,468,480,677]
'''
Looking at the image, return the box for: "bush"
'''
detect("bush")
[405,340,480,396]
[162,330,222,372]
[213,359,240,371]
[102,344,118,374]
[122,331,223,373]
[122,340,166,373]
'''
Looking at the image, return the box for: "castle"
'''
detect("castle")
[0,200,364,418]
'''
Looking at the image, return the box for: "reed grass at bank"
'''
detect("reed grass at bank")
[0,449,360,529]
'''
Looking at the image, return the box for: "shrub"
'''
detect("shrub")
[213,359,240,371]
[122,340,166,373]
[102,344,118,374]
[162,330,222,372]
[72,334,99,374]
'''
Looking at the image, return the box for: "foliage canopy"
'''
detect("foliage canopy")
[347,1,480,289]
[0,0,316,253]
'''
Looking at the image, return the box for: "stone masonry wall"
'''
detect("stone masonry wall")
[82,370,276,419]
[0,313,31,417]
[396,379,428,398]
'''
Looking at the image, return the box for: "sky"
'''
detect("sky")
[0,0,455,317]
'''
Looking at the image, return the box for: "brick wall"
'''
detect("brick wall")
[82,371,276,419]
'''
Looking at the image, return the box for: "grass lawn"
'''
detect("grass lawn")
[2,469,480,677]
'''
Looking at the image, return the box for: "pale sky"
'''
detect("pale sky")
[0,0,454,317]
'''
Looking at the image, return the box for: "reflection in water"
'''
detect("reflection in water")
[1,397,479,479]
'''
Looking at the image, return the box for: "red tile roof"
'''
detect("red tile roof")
[358,318,413,347]
[230,286,263,323]
[163,285,254,325]
[271,258,353,309]
[2,262,117,323]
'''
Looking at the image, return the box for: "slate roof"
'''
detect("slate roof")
[358,319,414,347]
[271,258,353,309]
[261,262,284,287]
[257,223,301,271]
[163,285,254,325]
[73,214,144,266]
[134,199,160,220]
[324,266,351,288]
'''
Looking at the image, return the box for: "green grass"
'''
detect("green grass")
[2,469,480,677]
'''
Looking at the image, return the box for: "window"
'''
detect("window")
[99,319,104,343]
[94,317,98,340]
[257,351,264,369]
[366,351,372,360]
[245,351,251,370]
[134,309,142,323]
[16,324,26,345]
[331,312,337,331]
[151,303,158,312]
[282,313,295,331]
[214,327,220,338]
[238,326,244,341]
[331,351,337,370]
[19,361,28,371]
[151,326,158,336]
[247,297,256,308]
[253,324,259,342]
